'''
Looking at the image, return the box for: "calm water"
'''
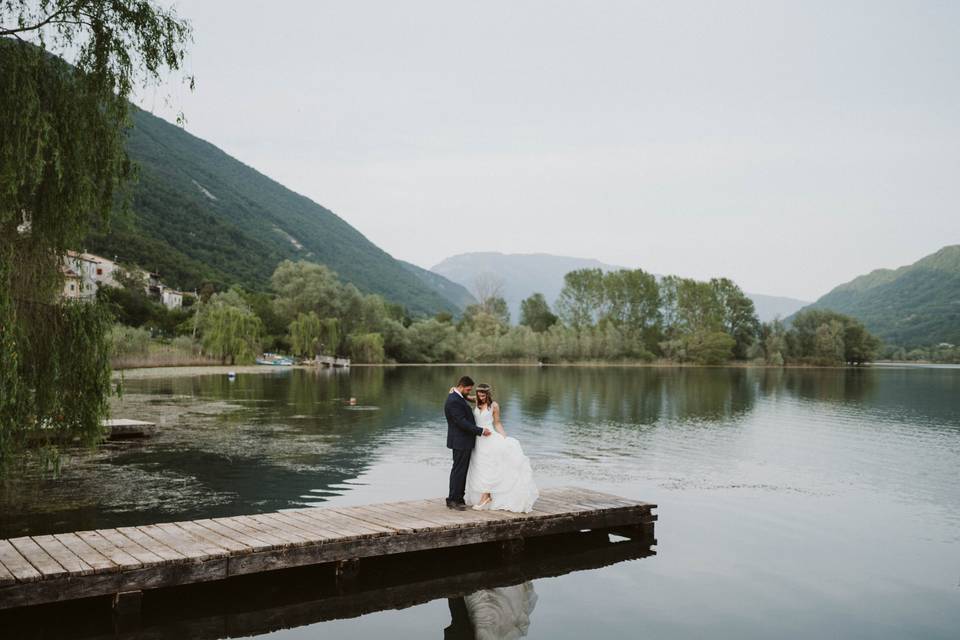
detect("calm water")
[2,365,959,638]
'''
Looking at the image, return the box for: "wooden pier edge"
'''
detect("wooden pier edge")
[0,487,656,611]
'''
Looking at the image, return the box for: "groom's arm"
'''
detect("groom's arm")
[447,399,483,436]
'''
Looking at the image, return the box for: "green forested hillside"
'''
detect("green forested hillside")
[85,106,464,316]
[802,245,960,347]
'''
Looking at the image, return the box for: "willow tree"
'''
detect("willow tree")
[0,1,191,470]
[201,305,262,365]
[289,312,322,357]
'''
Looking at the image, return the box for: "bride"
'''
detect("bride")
[462,383,538,512]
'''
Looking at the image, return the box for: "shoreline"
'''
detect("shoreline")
[111,360,925,380]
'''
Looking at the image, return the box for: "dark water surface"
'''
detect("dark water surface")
[2,365,958,638]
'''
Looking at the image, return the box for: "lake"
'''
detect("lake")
[1,365,958,638]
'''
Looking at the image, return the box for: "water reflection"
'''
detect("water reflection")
[2,365,959,539]
[0,526,655,639]
[463,582,538,640]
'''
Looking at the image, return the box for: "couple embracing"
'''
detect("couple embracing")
[444,376,539,513]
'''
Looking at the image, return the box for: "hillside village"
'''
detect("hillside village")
[62,250,192,309]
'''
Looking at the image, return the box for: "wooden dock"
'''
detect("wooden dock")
[103,419,157,439]
[0,487,655,611]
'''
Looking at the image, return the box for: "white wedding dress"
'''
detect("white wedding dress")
[465,582,538,640]
[465,405,539,512]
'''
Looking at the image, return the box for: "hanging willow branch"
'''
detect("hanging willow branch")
[0,1,192,473]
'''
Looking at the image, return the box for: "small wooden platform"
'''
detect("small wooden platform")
[103,419,156,439]
[0,487,655,611]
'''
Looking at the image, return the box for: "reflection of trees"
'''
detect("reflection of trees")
[479,367,757,427]
[774,368,876,404]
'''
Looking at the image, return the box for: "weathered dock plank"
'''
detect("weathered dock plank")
[9,537,68,578]
[0,487,655,611]
[51,533,115,573]
[0,540,41,583]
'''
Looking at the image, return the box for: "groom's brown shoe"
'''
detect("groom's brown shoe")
[446,499,467,511]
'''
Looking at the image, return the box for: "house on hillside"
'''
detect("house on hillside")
[63,251,100,298]
[85,253,120,288]
[61,267,84,299]
[161,289,184,309]
[59,250,189,307]
[62,251,122,295]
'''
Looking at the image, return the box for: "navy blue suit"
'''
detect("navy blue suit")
[445,391,483,503]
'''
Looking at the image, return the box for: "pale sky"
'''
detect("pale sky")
[143,1,960,301]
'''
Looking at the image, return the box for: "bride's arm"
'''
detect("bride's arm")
[492,402,506,436]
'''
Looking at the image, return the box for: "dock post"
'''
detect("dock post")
[335,557,360,592]
[112,590,142,632]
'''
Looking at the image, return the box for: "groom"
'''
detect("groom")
[445,375,492,510]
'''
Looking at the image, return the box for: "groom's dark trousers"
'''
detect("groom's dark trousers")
[445,391,483,504]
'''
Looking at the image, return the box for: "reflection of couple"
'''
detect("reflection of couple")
[445,582,538,640]
[444,376,538,512]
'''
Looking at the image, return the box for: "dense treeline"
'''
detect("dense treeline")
[107,260,881,367]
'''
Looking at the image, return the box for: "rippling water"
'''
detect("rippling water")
[2,365,958,638]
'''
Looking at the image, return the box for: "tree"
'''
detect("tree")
[199,292,262,365]
[556,268,605,330]
[519,293,558,332]
[842,322,880,365]
[271,260,344,322]
[710,278,760,360]
[472,272,506,312]
[600,269,661,351]
[761,319,788,365]
[684,330,736,365]
[348,332,385,364]
[786,309,880,364]
[289,312,322,357]
[674,278,723,334]
[0,1,191,469]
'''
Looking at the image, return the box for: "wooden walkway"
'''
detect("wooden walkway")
[0,487,655,611]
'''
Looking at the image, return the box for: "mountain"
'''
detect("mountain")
[431,253,623,322]
[399,261,477,310]
[85,106,467,316]
[431,252,806,323]
[799,245,960,347]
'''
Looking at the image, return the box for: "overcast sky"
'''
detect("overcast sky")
[143,1,959,301]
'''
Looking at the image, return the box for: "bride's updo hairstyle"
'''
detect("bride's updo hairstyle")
[475,383,493,410]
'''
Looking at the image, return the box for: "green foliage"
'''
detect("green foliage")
[348,332,385,364]
[289,312,322,357]
[803,245,960,348]
[556,268,605,329]
[85,107,467,316]
[199,291,261,364]
[460,296,511,337]
[96,268,190,337]
[108,325,152,359]
[684,331,737,365]
[0,295,113,472]
[287,312,339,358]
[761,309,880,365]
[710,278,760,359]
[519,293,558,332]
[0,2,190,471]
[271,261,344,322]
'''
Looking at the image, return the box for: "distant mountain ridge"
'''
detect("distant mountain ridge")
[85,107,468,316]
[432,253,624,322]
[431,252,808,323]
[800,245,960,347]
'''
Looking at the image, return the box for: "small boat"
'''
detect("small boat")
[256,353,295,366]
